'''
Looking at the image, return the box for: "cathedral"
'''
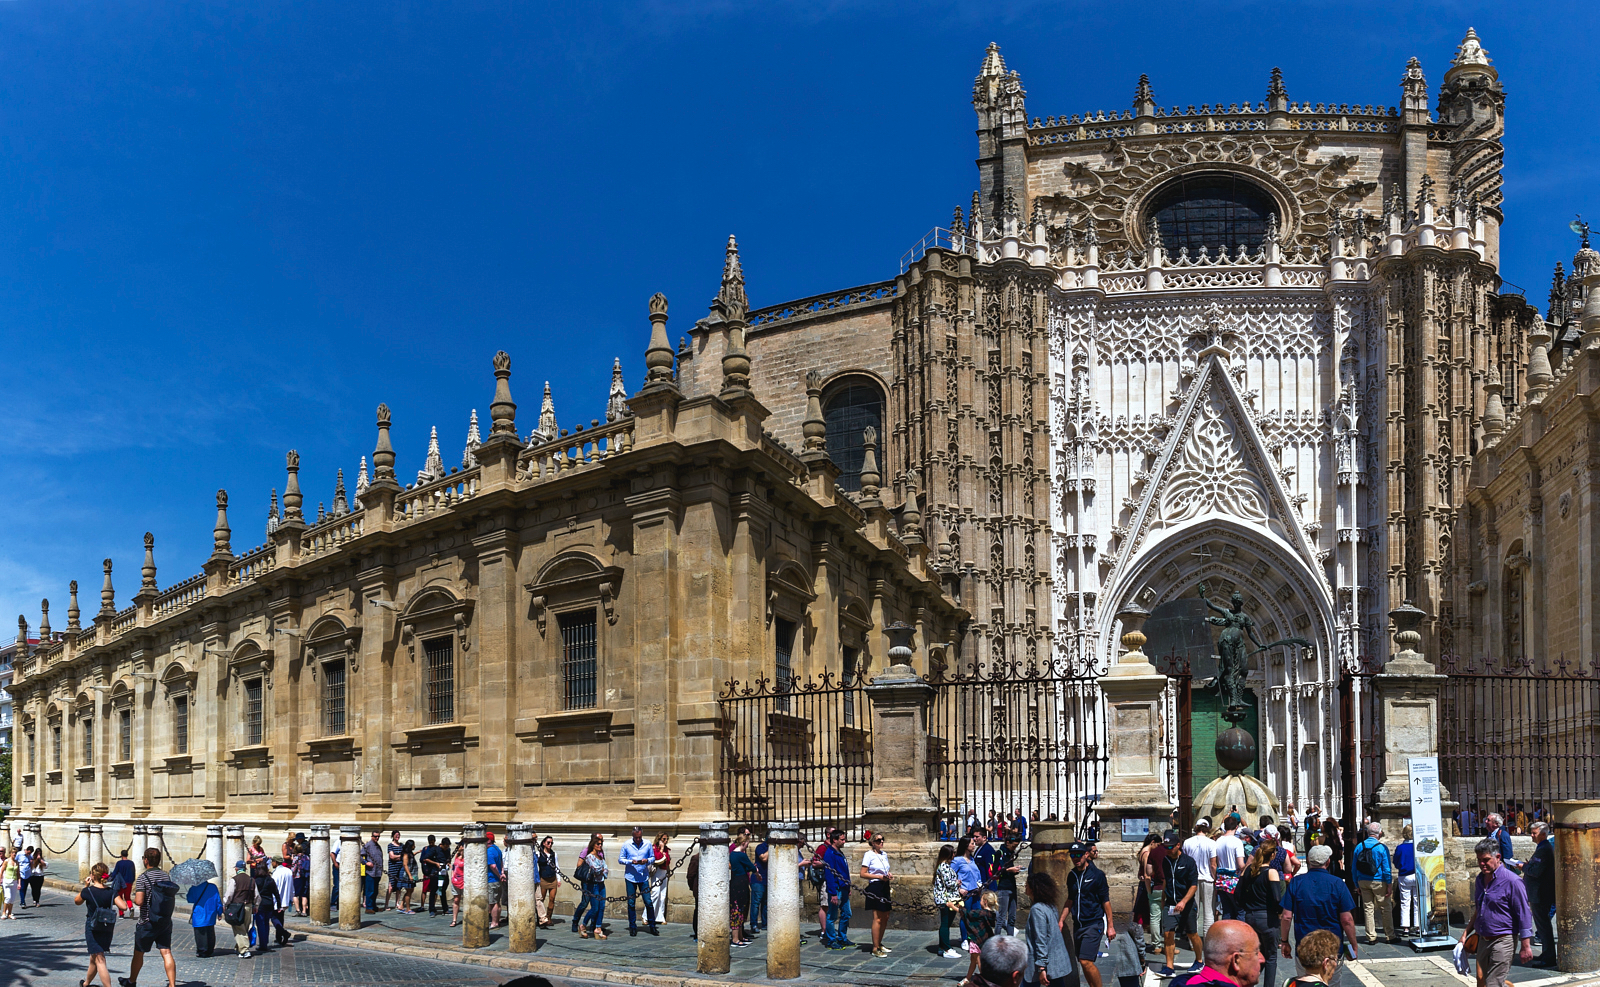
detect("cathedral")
[9,28,1593,844]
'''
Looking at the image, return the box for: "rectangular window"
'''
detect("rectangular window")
[83,717,93,765]
[560,610,598,711]
[118,709,131,761]
[52,725,61,770]
[244,677,264,746]
[424,638,454,725]
[323,660,347,736]
[174,696,189,755]
[775,618,796,713]
[26,732,34,775]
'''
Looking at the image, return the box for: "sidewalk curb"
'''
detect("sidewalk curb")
[37,876,801,987]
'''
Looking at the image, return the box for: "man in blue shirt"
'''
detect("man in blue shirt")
[1011,810,1028,841]
[485,830,505,929]
[618,826,657,935]
[972,827,997,890]
[1352,822,1393,943]
[820,829,854,949]
[1279,845,1358,963]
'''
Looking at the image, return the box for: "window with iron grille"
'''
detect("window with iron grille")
[174,696,189,755]
[1147,173,1277,260]
[775,618,796,713]
[119,709,131,761]
[424,638,455,724]
[82,716,94,765]
[560,610,598,711]
[822,381,885,492]
[322,659,347,736]
[842,646,859,725]
[52,725,61,770]
[26,732,35,775]
[244,677,264,746]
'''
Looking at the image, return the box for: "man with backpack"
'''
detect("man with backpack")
[119,847,180,987]
[1351,822,1393,944]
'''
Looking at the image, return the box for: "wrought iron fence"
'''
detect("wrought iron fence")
[718,671,873,840]
[1438,654,1600,820]
[925,655,1106,838]
[1155,655,1194,832]
[1340,655,1384,830]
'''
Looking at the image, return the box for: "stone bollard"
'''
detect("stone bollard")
[310,825,332,925]
[89,824,105,877]
[696,822,731,974]
[224,825,245,884]
[766,823,802,980]
[1554,800,1600,972]
[78,823,92,880]
[131,824,148,866]
[506,823,537,953]
[147,825,163,867]
[205,825,226,897]
[338,826,363,930]
[462,823,490,948]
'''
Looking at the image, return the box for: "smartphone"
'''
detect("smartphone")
[1343,941,1357,960]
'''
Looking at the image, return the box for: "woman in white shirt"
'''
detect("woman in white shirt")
[860,834,893,958]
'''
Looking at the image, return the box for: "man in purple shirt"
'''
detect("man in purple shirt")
[1461,838,1534,987]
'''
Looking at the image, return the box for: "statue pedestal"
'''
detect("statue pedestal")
[1097,606,1174,839]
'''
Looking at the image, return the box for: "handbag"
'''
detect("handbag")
[223,901,247,926]
[574,858,594,884]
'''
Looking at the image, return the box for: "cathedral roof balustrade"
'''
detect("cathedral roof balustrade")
[515,415,634,484]
[226,542,277,587]
[1028,102,1400,145]
[300,510,365,557]
[152,571,207,618]
[393,464,481,525]
[745,280,899,329]
[108,604,138,640]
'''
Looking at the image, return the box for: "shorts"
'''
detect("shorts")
[863,879,892,913]
[135,917,174,952]
[491,881,507,905]
[1074,923,1104,961]
[1162,904,1197,936]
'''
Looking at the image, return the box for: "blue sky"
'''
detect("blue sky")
[2,1,1597,632]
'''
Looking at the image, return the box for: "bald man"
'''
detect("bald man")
[1170,920,1263,987]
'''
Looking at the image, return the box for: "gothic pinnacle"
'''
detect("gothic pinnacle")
[67,580,80,632]
[462,409,481,467]
[858,426,882,504]
[374,404,397,481]
[489,351,517,436]
[142,532,157,590]
[356,456,369,495]
[100,558,115,615]
[606,359,628,423]
[267,488,279,536]
[801,370,828,455]
[715,234,748,321]
[418,425,445,483]
[333,469,348,517]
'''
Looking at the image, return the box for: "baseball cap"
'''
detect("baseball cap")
[1068,841,1090,857]
[1163,831,1183,848]
[1308,845,1333,866]
[1195,817,1212,830]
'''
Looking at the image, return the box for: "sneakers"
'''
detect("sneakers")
[118,977,137,987]
[1155,967,1176,979]
[942,948,965,959]
[873,946,890,958]
[1186,963,1204,974]
[824,939,849,950]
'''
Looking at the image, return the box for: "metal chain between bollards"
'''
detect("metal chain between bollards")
[38,831,80,855]
[559,836,702,904]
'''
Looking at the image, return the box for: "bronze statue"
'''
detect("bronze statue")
[1198,583,1313,723]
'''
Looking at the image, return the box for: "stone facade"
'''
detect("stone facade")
[7,256,963,849]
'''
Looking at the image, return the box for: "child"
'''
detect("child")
[960,890,999,987]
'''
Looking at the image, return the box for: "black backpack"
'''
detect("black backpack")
[144,878,180,920]
[89,888,118,931]
[1355,840,1378,876]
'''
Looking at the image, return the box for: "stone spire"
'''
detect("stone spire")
[489,351,517,436]
[356,456,369,495]
[141,532,157,591]
[462,410,481,467]
[901,477,924,546]
[714,234,748,322]
[267,489,279,536]
[1527,315,1554,401]
[802,370,828,455]
[317,503,326,523]
[642,293,676,390]
[374,404,397,482]
[531,382,558,443]
[1549,262,1568,323]
[1451,27,1492,69]
[1133,73,1156,116]
[1482,365,1506,436]
[15,615,24,649]
[418,426,445,484]
[67,580,80,633]
[1267,66,1288,105]
[970,191,982,238]
[605,359,628,422]
[1400,56,1429,126]
[283,450,304,521]
[39,598,50,639]
[100,558,115,615]
[213,489,232,557]
[333,470,348,517]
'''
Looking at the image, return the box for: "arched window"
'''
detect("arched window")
[823,378,885,492]
[1147,173,1277,259]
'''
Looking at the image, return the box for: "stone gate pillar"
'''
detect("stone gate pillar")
[765,823,802,980]
[461,823,490,948]
[1095,605,1175,841]
[696,822,731,974]
[309,824,331,925]
[77,823,91,880]
[205,825,225,896]
[337,826,363,930]
[1371,603,1453,834]
[861,622,939,837]
[506,823,537,953]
